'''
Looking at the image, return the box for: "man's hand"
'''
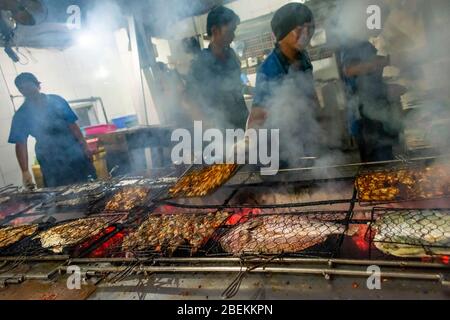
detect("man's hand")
[247,107,268,129]
[82,145,94,162]
[22,171,35,190]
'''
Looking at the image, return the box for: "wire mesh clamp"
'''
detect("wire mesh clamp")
[221,254,283,299]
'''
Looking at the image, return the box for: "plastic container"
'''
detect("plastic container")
[111,115,138,129]
[83,124,117,137]
[86,138,99,153]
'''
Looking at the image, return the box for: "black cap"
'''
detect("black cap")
[14,72,40,88]
[271,3,314,42]
[207,6,240,37]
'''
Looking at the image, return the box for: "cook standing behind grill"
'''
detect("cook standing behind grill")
[246,3,322,168]
[183,6,249,131]
[337,12,405,162]
[8,73,97,189]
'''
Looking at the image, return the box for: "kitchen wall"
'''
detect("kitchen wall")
[0,28,156,188]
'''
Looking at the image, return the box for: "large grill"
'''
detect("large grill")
[0,157,449,298]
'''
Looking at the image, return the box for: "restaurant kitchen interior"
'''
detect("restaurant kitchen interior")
[0,0,450,300]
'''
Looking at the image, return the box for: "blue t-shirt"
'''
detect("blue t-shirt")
[252,45,320,161]
[253,45,314,108]
[186,46,248,129]
[339,41,388,135]
[340,41,387,103]
[8,94,79,155]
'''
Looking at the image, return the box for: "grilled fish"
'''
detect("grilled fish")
[356,164,450,202]
[122,211,230,255]
[169,164,238,198]
[373,210,450,257]
[105,187,149,211]
[35,217,110,253]
[220,215,358,255]
[0,225,38,249]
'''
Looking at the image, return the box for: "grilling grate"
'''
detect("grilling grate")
[366,208,450,259]
[356,160,450,206]
[0,214,127,258]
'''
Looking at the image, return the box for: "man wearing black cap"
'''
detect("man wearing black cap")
[185,6,248,130]
[247,3,319,167]
[8,73,96,189]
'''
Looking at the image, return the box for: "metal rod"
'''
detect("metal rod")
[59,265,446,283]
[64,257,450,269]
[157,198,354,209]
[237,154,450,175]
[0,256,69,262]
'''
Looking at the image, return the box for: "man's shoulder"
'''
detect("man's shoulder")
[47,94,66,102]
[258,50,284,79]
[192,49,214,65]
[13,101,31,118]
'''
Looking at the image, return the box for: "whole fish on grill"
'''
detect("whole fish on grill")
[35,217,110,253]
[372,210,450,257]
[220,215,358,255]
[0,225,38,249]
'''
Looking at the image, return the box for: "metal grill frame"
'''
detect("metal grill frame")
[366,207,450,259]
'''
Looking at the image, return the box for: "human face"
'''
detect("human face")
[292,22,315,51]
[17,80,41,98]
[212,22,237,47]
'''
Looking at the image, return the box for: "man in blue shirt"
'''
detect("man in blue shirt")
[339,41,402,162]
[185,6,248,130]
[8,73,96,188]
[247,3,320,166]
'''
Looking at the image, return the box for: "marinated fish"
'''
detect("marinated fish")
[105,187,149,211]
[220,215,358,255]
[356,164,450,202]
[0,225,38,249]
[169,164,238,197]
[372,210,450,257]
[123,211,230,254]
[35,217,110,253]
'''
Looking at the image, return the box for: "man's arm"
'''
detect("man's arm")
[68,123,92,161]
[15,142,29,172]
[342,55,390,77]
[16,142,34,189]
[246,106,268,129]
